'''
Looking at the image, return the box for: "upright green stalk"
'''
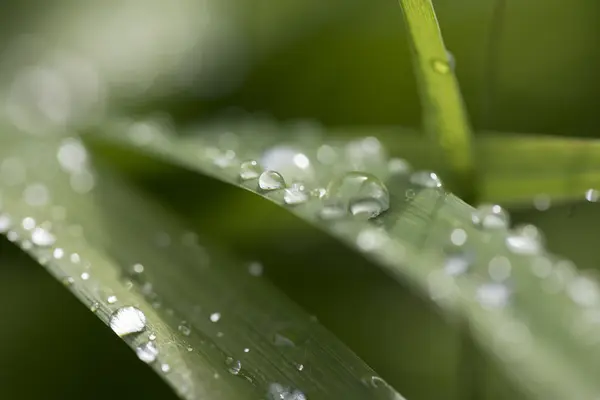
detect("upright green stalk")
[397,0,475,199]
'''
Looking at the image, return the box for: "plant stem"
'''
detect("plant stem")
[397,0,476,200]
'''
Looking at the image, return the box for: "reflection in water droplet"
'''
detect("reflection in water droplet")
[0,214,12,232]
[225,357,242,375]
[109,306,147,337]
[476,283,510,308]
[284,183,309,206]
[178,321,192,336]
[409,171,443,188]
[210,312,221,323]
[31,227,56,246]
[261,146,314,183]
[239,160,262,181]
[258,171,286,191]
[472,204,509,229]
[136,340,159,363]
[431,58,451,74]
[248,262,264,277]
[326,172,389,219]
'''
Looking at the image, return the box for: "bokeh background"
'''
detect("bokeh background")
[1,0,599,399]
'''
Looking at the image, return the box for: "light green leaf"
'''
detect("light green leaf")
[0,131,405,400]
[90,118,600,400]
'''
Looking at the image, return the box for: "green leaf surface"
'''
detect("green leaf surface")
[90,118,600,400]
[0,131,405,400]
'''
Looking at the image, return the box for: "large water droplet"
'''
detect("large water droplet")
[31,227,56,247]
[409,171,443,188]
[136,340,159,363]
[109,306,147,337]
[284,183,309,206]
[476,283,511,309]
[326,172,389,219]
[239,160,262,181]
[261,146,314,183]
[258,171,286,191]
[472,204,509,229]
[225,357,242,375]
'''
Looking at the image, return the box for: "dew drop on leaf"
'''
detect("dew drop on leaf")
[258,170,286,191]
[284,183,309,206]
[267,383,307,400]
[136,340,159,364]
[225,357,242,375]
[178,320,192,336]
[210,312,221,323]
[0,214,12,232]
[506,225,544,255]
[160,363,171,373]
[476,283,511,309]
[472,204,509,229]
[488,256,512,282]
[107,295,118,304]
[53,248,64,259]
[443,250,471,277]
[431,58,451,74]
[239,160,262,181]
[326,172,389,219]
[109,306,147,337]
[22,217,36,230]
[409,171,443,188]
[585,189,599,202]
[388,158,411,175]
[248,261,264,277]
[261,146,314,183]
[31,227,56,247]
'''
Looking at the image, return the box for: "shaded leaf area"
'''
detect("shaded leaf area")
[90,119,600,400]
[0,131,404,400]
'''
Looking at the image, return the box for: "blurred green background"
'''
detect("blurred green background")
[1,0,599,399]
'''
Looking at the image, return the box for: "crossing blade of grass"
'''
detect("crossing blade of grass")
[396,0,475,197]
[0,130,406,400]
[90,118,600,400]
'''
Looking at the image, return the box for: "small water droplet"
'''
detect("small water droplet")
[431,58,451,74]
[488,256,512,282]
[210,312,221,323]
[356,228,387,252]
[258,171,286,191]
[243,348,250,353]
[136,340,159,363]
[62,276,74,286]
[326,172,389,219]
[24,183,50,207]
[0,214,12,232]
[472,204,509,229]
[450,228,467,246]
[178,321,192,336]
[533,194,551,211]
[284,183,309,206]
[22,217,36,230]
[295,363,304,371]
[225,357,242,375]
[409,171,443,188]
[53,248,64,259]
[90,302,99,312]
[310,188,327,199]
[80,272,90,280]
[586,189,599,202]
[57,138,88,173]
[239,160,262,181]
[476,283,511,308]
[213,149,236,168]
[160,363,171,373]
[107,295,118,304]
[248,261,264,277]
[506,225,543,255]
[31,227,56,247]
[70,253,81,264]
[443,250,472,276]
[109,306,147,337]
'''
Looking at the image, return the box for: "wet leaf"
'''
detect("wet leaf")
[0,130,405,400]
[90,118,600,400]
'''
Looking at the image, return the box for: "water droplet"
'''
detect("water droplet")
[148,333,157,341]
[225,357,242,375]
[317,145,338,165]
[567,275,600,307]
[62,276,74,286]
[31,227,56,247]
[22,217,36,230]
[284,183,309,206]
[243,348,250,353]
[239,160,262,181]
[364,376,405,399]
[472,204,509,229]
[267,383,307,400]
[586,189,599,202]
[450,228,467,246]
[409,171,443,188]
[533,194,551,211]
[261,146,314,183]
[53,248,64,259]
[326,172,389,219]
[258,171,286,191]
[90,302,99,312]
[109,306,147,337]
[356,228,387,252]
[213,149,236,168]
[0,214,12,232]
[506,225,543,255]
[210,312,221,323]
[431,58,450,74]
[70,253,81,264]
[310,188,327,199]
[136,340,159,363]
[132,263,144,274]
[160,363,171,373]
[57,138,88,173]
[388,158,411,175]
[295,363,304,371]
[443,250,471,276]
[178,321,192,336]
[81,272,90,280]
[107,295,118,304]
[446,51,456,71]
[24,183,49,207]
[488,256,512,282]
[476,283,511,308]
[248,262,264,277]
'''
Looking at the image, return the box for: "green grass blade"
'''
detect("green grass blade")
[396,0,475,196]
[90,118,600,400]
[0,131,405,400]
